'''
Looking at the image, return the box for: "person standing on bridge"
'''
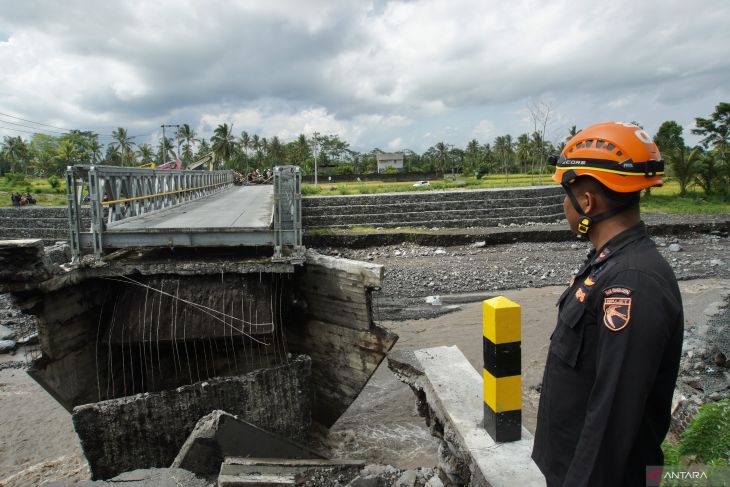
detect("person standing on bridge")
[532,122,683,486]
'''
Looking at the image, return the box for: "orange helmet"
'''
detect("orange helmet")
[551,121,664,193]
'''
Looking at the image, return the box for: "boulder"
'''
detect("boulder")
[0,339,16,353]
[0,323,15,341]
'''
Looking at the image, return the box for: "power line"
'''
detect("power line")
[0,118,72,135]
[0,110,80,132]
[0,125,50,135]
[0,111,155,139]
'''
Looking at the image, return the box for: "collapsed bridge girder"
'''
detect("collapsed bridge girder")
[0,239,397,478]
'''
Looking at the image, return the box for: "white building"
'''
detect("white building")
[376,152,404,173]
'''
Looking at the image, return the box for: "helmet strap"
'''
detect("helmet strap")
[561,182,637,238]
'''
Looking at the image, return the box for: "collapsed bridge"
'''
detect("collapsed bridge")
[0,164,397,479]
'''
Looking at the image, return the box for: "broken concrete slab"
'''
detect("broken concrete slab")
[218,458,365,487]
[172,410,323,476]
[73,356,312,480]
[388,346,545,487]
[0,239,53,290]
[44,467,210,486]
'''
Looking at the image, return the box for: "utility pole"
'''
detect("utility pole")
[313,131,320,186]
[161,124,180,165]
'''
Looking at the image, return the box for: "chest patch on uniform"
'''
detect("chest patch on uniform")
[584,277,595,287]
[575,287,586,303]
[602,286,633,331]
[603,297,631,331]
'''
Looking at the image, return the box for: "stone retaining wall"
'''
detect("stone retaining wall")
[0,206,90,243]
[302,185,563,228]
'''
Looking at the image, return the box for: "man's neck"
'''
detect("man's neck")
[588,213,641,250]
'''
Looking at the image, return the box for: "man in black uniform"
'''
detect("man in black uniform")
[532,122,684,486]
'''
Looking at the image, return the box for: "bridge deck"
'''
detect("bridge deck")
[108,185,275,233]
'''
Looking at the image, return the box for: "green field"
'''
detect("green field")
[2,175,729,215]
[0,176,67,207]
[303,177,730,215]
[302,173,553,196]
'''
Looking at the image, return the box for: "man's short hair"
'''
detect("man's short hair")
[571,176,640,211]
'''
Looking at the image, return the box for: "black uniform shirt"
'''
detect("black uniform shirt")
[532,222,684,487]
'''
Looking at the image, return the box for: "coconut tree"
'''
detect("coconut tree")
[251,134,261,166]
[177,124,198,163]
[110,127,136,166]
[88,138,103,164]
[53,139,80,174]
[136,143,155,165]
[239,131,251,160]
[268,136,284,165]
[433,142,452,175]
[156,137,176,164]
[210,123,236,167]
[2,136,31,173]
[104,144,121,165]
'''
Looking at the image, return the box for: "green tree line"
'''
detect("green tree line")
[1,103,728,197]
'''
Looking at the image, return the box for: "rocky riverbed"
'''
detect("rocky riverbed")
[314,226,730,322]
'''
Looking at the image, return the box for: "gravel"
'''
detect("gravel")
[316,231,730,302]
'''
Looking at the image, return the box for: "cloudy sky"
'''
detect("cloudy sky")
[0,0,728,152]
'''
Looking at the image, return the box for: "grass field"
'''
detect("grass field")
[2,175,729,214]
[302,173,553,196]
[0,176,67,207]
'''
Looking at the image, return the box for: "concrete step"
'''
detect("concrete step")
[303,193,562,217]
[303,204,563,227]
[0,206,88,219]
[0,227,69,241]
[0,217,89,229]
[218,472,296,486]
[312,212,565,229]
[218,458,365,487]
[303,185,561,207]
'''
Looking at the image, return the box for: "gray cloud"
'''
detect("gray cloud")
[0,0,728,151]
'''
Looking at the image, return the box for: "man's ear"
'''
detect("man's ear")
[580,190,595,215]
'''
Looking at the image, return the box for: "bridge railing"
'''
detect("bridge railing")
[66,165,233,259]
[272,165,304,262]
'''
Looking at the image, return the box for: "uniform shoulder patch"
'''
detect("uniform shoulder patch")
[602,285,633,332]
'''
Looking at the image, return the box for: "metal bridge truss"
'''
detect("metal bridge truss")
[66,165,303,262]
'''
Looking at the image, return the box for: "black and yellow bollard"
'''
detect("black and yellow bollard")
[482,296,522,442]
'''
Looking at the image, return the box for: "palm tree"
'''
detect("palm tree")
[54,139,79,173]
[177,124,198,163]
[260,137,269,165]
[465,139,481,176]
[239,131,251,160]
[434,142,450,174]
[136,144,155,165]
[515,134,531,174]
[104,144,121,165]
[567,125,579,141]
[251,134,261,166]
[211,123,236,167]
[110,127,136,166]
[157,137,176,164]
[88,139,103,164]
[292,134,309,169]
[268,136,284,165]
[2,136,31,173]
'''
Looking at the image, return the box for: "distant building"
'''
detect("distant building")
[376,152,404,173]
